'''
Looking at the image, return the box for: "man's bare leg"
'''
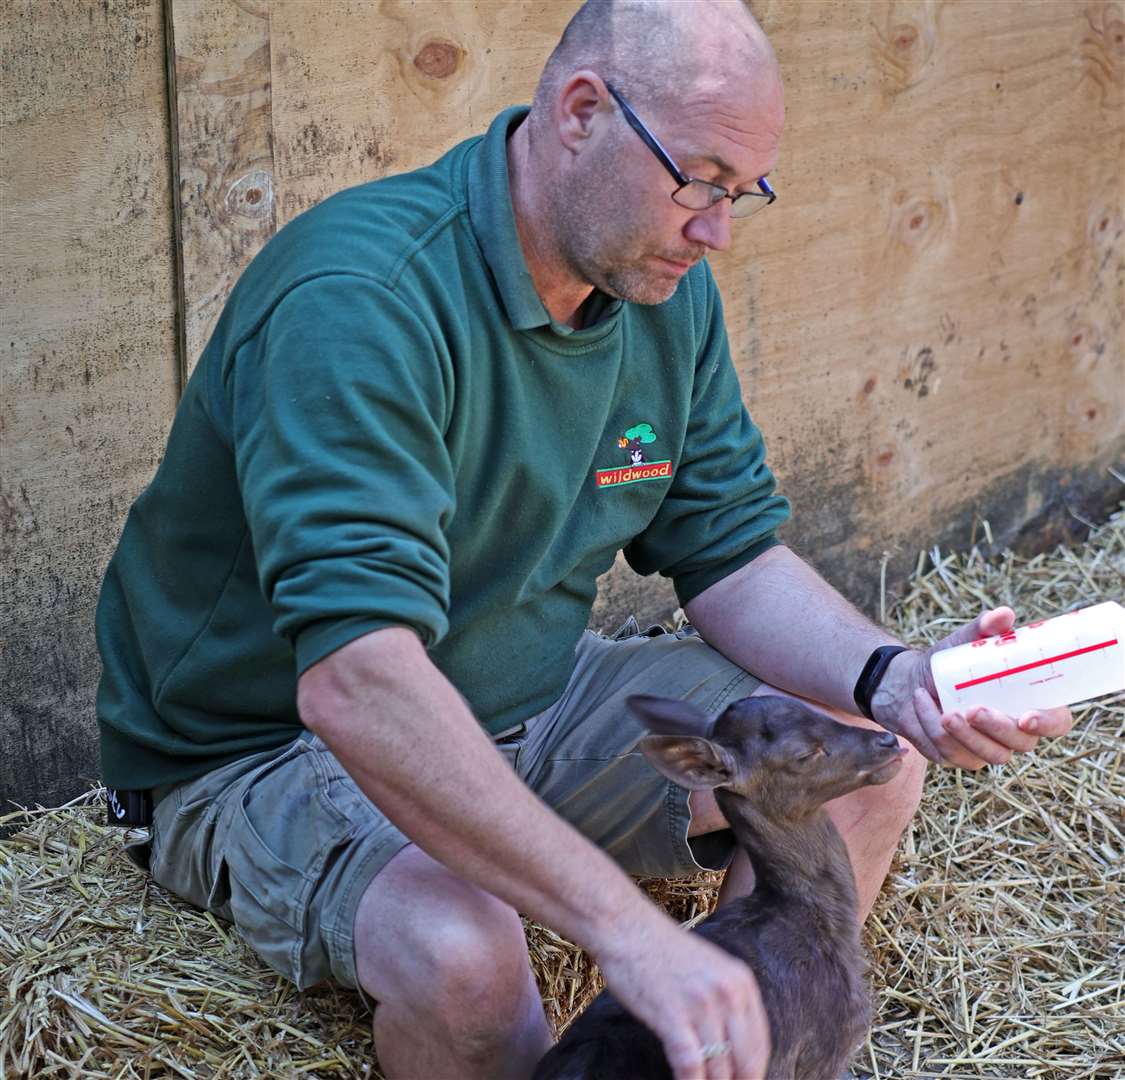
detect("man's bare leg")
[690,686,927,920]
[353,844,553,1079]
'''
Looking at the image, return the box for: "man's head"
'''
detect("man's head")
[526,0,783,306]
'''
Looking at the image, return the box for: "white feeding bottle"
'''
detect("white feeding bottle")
[930,601,1125,716]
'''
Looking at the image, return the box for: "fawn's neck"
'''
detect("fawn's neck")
[715,788,861,932]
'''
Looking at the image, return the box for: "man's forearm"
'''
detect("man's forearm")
[684,544,904,715]
[297,626,668,955]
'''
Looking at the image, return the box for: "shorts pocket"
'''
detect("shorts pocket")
[223,747,354,987]
[150,783,233,916]
[493,729,527,774]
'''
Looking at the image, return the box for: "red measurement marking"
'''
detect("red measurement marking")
[955,638,1120,690]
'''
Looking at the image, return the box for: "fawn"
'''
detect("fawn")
[533,691,907,1080]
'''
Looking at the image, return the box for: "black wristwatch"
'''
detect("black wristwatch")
[853,645,910,721]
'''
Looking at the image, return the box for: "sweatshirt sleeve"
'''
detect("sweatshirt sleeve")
[623,267,790,606]
[227,273,455,675]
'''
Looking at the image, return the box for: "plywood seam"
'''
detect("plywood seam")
[162,0,188,399]
[264,1,279,242]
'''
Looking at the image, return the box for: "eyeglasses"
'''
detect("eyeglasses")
[604,82,776,219]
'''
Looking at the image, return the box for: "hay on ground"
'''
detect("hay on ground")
[2,506,1122,1078]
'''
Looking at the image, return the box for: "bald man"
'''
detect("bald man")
[96,2,1073,1077]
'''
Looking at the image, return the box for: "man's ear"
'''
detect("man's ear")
[556,70,609,152]
[638,735,738,791]
[626,694,712,738]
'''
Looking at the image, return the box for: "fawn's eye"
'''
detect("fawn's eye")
[795,746,827,762]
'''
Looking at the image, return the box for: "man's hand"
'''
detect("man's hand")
[871,607,1074,769]
[595,918,770,1080]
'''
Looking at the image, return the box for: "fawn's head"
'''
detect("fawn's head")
[628,692,906,819]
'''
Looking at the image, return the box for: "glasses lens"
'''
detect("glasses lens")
[730,193,772,219]
[672,179,726,211]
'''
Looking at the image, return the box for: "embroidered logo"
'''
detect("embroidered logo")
[595,423,673,489]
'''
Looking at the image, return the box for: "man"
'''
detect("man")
[95,2,1073,1078]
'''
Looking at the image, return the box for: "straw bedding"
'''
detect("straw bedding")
[2,506,1122,1078]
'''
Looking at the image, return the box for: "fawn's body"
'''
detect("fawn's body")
[533,693,906,1080]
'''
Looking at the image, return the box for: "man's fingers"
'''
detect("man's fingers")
[906,688,947,763]
[941,711,1015,766]
[975,605,1017,639]
[913,689,991,769]
[703,1033,736,1080]
[912,687,984,766]
[725,981,769,1080]
[665,1027,752,1080]
[664,1021,734,1080]
[645,950,768,1080]
[933,606,1016,652]
[962,707,1040,753]
[1019,706,1074,738]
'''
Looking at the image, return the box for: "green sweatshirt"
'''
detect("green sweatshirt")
[96,106,790,790]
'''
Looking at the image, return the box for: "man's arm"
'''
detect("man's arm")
[298,626,769,1080]
[684,544,1073,769]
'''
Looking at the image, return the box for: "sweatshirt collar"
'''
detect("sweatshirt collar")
[467,105,623,336]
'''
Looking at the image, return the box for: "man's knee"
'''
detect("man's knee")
[410,895,532,1030]
[850,739,926,848]
[893,741,927,824]
[354,847,533,1035]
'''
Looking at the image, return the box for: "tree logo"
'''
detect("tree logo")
[595,422,673,489]
[618,423,657,464]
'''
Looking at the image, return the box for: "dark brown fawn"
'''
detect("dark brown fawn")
[533,692,907,1080]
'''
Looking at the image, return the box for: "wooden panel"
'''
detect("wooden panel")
[709,0,1124,604]
[171,0,276,370]
[0,0,179,811]
[268,0,571,225]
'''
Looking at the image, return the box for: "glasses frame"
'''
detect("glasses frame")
[604,81,776,218]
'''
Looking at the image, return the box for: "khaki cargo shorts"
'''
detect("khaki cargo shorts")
[146,624,760,998]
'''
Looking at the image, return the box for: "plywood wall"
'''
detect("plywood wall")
[2,0,1122,810]
[719,0,1125,606]
[1,1,180,812]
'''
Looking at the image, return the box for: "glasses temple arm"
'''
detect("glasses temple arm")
[604,83,691,187]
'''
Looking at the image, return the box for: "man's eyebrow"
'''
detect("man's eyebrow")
[686,151,770,186]
[692,152,737,177]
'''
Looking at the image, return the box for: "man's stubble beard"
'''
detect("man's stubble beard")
[546,152,684,307]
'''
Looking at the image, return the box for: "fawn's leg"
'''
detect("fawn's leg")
[354,843,553,1080]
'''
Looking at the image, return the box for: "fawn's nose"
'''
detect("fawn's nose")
[876,731,899,749]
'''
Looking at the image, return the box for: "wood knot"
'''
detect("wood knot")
[414,40,462,79]
[1109,15,1125,52]
[1087,202,1121,246]
[1080,10,1124,100]
[891,193,946,251]
[876,14,937,92]
[225,170,274,220]
[892,24,918,52]
[1067,319,1104,372]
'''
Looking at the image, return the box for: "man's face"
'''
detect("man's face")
[552,75,784,306]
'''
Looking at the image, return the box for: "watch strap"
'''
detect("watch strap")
[853,645,909,721]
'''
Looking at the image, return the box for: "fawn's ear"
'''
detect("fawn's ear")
[626,693,712,738]
[638,735,738,790]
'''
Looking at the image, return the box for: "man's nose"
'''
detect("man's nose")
[683,200,732,252]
